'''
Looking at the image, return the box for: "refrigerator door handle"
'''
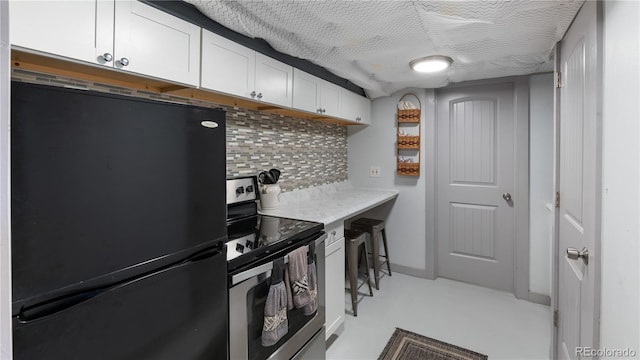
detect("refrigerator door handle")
[17,287,107,322]
[17,244,226,323]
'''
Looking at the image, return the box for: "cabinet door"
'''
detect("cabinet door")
[201,29,255,99]
[355,92,371,125]
[325,237,345,339]
[114,1,201,86]
[340,89,371,124]
[292,69,320,114]
[318,80,341,118]
[255,52,293,108]
[10,0,113,66]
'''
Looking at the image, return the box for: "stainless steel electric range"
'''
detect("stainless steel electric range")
[226,176,327,360]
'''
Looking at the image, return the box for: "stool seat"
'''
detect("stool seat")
[344,229,373,317]
[351,218,391,290]
[352,218,385,229]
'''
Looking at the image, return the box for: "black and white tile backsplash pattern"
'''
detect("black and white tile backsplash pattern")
[11,69,348,192]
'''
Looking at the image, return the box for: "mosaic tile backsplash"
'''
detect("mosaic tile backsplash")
[11,69,348,192]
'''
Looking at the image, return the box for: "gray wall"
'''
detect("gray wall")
[348,88,436,277]
[10,69,348,192]
[349,78,554,296]
[529,73,554,298]
[600,0,639,353]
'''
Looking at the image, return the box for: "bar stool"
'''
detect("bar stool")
[351,218,391,290]
[344,229,373,317]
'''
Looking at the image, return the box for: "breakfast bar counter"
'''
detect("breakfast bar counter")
[258,182,399,225]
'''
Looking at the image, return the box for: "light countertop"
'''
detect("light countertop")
[259,181,399,225]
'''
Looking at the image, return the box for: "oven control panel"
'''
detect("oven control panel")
[226,176,258,205]
[226,233,257,262]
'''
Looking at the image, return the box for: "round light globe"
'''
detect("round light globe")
[410,56,453,73]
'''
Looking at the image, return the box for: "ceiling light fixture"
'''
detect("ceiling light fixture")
[410,55,453,73]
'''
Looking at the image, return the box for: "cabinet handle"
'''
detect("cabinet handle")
[322,108,327,113]
[356,117,361,122]
[331,230,336,236]
[257,93,263,99]
[250,91,256,98]
[119,57,130,67]
[102,53,113,62]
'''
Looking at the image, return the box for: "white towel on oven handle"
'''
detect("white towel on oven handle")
[285,245,311,309]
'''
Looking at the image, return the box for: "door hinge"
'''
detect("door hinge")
[554,310,559,327]
[555,72,562,88]
[555,192,560,208]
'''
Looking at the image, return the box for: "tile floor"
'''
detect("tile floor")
[326,273,552,360]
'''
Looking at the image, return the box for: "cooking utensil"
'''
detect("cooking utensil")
[258,169,281,185]
[258,171,269,184]
[269,169,281,183]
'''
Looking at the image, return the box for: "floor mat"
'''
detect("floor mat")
[379,328,488,360]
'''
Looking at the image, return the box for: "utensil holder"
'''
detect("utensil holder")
[260,184,281,210]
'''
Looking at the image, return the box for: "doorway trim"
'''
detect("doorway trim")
[433,76,530,301]
[0,0,12,356]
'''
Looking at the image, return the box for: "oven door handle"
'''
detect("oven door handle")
[231,233,326,286]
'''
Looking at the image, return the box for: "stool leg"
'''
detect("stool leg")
[360,243,373,296]
[370,230,381,290]
[381,228,392,276]
[346,240,359,317]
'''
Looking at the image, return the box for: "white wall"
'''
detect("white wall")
[348,88,436,277]
[600,0,640,355]
[528,73,554,298]
[0,0,12,357]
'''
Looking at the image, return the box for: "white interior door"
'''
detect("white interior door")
[557,1,600,359]
[436,83,516,293]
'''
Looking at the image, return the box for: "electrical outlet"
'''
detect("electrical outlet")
[370,166,381,178]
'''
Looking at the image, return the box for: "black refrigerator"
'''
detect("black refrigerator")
[10,82,229,360]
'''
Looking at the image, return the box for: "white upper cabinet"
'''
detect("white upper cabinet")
[254,53,293,107]
[201,29,255,99]
[340,89,371,125]
[114,1,201,86]
[292,69,340,118]
[201,29,293,108]
[10,0,201,86]
[10,0,114,65]
[11,2,367,124]
[292,69,320,114]
[319,80,341,118]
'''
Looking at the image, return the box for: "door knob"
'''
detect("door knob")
[566,247,589,265]
[102,53,113,62]
[119,57,129,67]
[502,193,512,202]
[250,91,257,98]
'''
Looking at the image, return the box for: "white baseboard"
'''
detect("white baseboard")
[528,291,551,305]
[389,263,433,279]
